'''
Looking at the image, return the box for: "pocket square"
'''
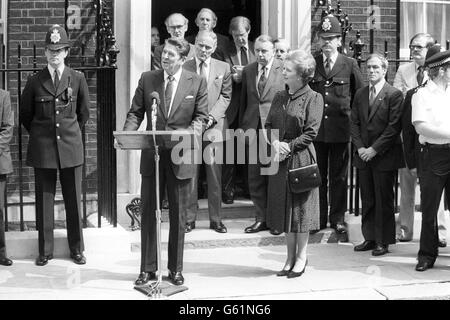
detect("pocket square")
[185,95,194,99]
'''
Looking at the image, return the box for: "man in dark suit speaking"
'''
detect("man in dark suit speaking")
[123,38,208,286]
[351,53,404,256]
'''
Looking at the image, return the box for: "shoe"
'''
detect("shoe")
[398,236,412,242]
[222,193,234,205]
[372,244,389,256]
[287,259,308,278]
[70,251,86,265]
[439,240,447,248]
[134,271,156,286]
[244,221,269,233]
[0,257,12,266]
[309,229,320,234]
[162,200,169,210]
[210,221,227,233]
[334,223,347,234]
[270,229,282,235]
[276,268,292,277]
[35,254,53,266]
[185,222,195,233]
[354,240,376,252]
[415,260,434,272]
[168,271,184,286]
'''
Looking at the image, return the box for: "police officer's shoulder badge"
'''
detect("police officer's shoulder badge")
[322,18,332,32]
[50,29,61,44]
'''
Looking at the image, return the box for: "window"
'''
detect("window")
[400,0,450,59]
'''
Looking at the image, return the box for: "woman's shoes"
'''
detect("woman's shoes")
[276,268,291,277]
[287,259,308,278]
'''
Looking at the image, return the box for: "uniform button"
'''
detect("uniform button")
[56,123,60,127]
[325,103,329,107]
[325,116,328,119]
[326,81,329,85]
[325,92,329,96]
[57,136,61,140]
[41,99,44,102]
[56,111,60,115]
[56,98,59,102]
[341,81,344,83]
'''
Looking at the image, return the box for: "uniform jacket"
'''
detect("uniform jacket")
[310,53,364,143]
[0,90,13,175]
[350,82,405,171]
[20,66,90,169]
[223,41,256,125]
[183,58,232,142]
[123,69,208,179]
[151,43,196,70]
[239,58,285,132]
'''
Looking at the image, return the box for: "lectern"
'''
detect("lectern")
[114,129,193,298]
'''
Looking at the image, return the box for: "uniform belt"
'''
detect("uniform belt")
[425,143,450,149]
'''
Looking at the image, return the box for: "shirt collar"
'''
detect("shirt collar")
[47,64,65,77]
[427,79,450,95]
[323,51,338,64]
[370,78,386,95]
[195,57,211,68]
[236,44,249,53]
[259,58,274,74]
[164,67,182,83]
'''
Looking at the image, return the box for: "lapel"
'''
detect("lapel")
[261,59,281,98]
[56,67,70,97]
[368,83,388,122]
[229,45,240,66]
[40,67,56,96]
[208,60,216,91]
[327,53,344,79]
[168,70,191,119]
[361,86,370,122]
[153,70,167,120]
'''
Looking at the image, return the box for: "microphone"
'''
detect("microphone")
[149,92,160,131]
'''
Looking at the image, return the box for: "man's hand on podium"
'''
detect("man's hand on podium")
[114,138,122,149]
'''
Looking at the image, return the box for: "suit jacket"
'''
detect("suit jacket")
[123,69,208,179]
[239,59,285,131]
[223,41,256,125]
[401,87,422,170]
[393,61,427,96]
[20,66,90,169]
[310,53,364,143]
[151,43,196,70]
[183,58,232,142]
[186,33,231,61]
[0,90,13,175]
[350,82,405,171]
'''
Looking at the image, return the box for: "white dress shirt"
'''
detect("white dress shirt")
[47,64,65,84]
[164,67,182,116]
[257,57,274,84]
[236,44,249,65]
[195,57,210,83]
[322,51,339,71]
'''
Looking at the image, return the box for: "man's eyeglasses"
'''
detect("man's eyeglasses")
[409,45,426,50]
[168,25,185,31]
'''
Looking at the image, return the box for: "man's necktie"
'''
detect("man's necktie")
[325,58,331,75]
[417,66,424,85]
[164,75,175,115]
[240,46,248,66]
[369,85,377,107]
[199,61,207,82]
[54,69,60,90]
[258,67,267,96]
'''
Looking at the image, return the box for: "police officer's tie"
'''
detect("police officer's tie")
[165,75,175,115]
[417,66,424,85]
[258,67,267,96]
[369,85,376,109]
[325,58,331,75]
[240,46,248,66]
[53,69,60,91]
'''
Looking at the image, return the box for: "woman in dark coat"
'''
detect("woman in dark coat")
[265,49,323,278]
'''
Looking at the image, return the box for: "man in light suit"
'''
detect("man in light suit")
[0,90,14,267]
[123,38,208,286]
[351,53,404,256]
[393,33,449,244]
[184,31,232,233]
[152,13,195,70]
[239,34,285,234]
[221,16,256,204]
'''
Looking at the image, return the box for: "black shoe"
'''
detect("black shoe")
[134,271,156,285]
[162,200,169,210]
[35,254,53,266]
[185,222,195,233]
[415,260,434,272]
[70,251,86,265]
[439,240,447,248]
[0,257,12,266]
[287,259,308,278]
[270,229,282,235]
[210,221,227,233]
[276,268,292,277]
[168,271,184,286]
[309,229,320,234]
[354,240,376,252]
[244,221,269,233]
[333,223,347,234]
[222,193,234,205]
[372,244,389,256]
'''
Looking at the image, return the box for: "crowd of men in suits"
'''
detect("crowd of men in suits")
[0,9,449,289]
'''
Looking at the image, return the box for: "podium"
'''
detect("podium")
[114,129,194,298]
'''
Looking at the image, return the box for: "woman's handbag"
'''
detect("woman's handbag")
[288,146,321,194]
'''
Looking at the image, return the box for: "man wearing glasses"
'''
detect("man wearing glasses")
[393,33,448,245]
[152,13,195,70]
[310,15,364,235]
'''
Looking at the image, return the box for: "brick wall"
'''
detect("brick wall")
[6,0,113,203]
[311,0,400,83]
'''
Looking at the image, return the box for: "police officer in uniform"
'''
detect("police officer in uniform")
[20,25,90,266]
[412,48,450,271]
[310,15,364,234]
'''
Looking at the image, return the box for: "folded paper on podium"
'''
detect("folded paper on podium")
[113,130,196,150]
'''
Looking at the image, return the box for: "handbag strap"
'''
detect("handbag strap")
[288,144,316,169]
